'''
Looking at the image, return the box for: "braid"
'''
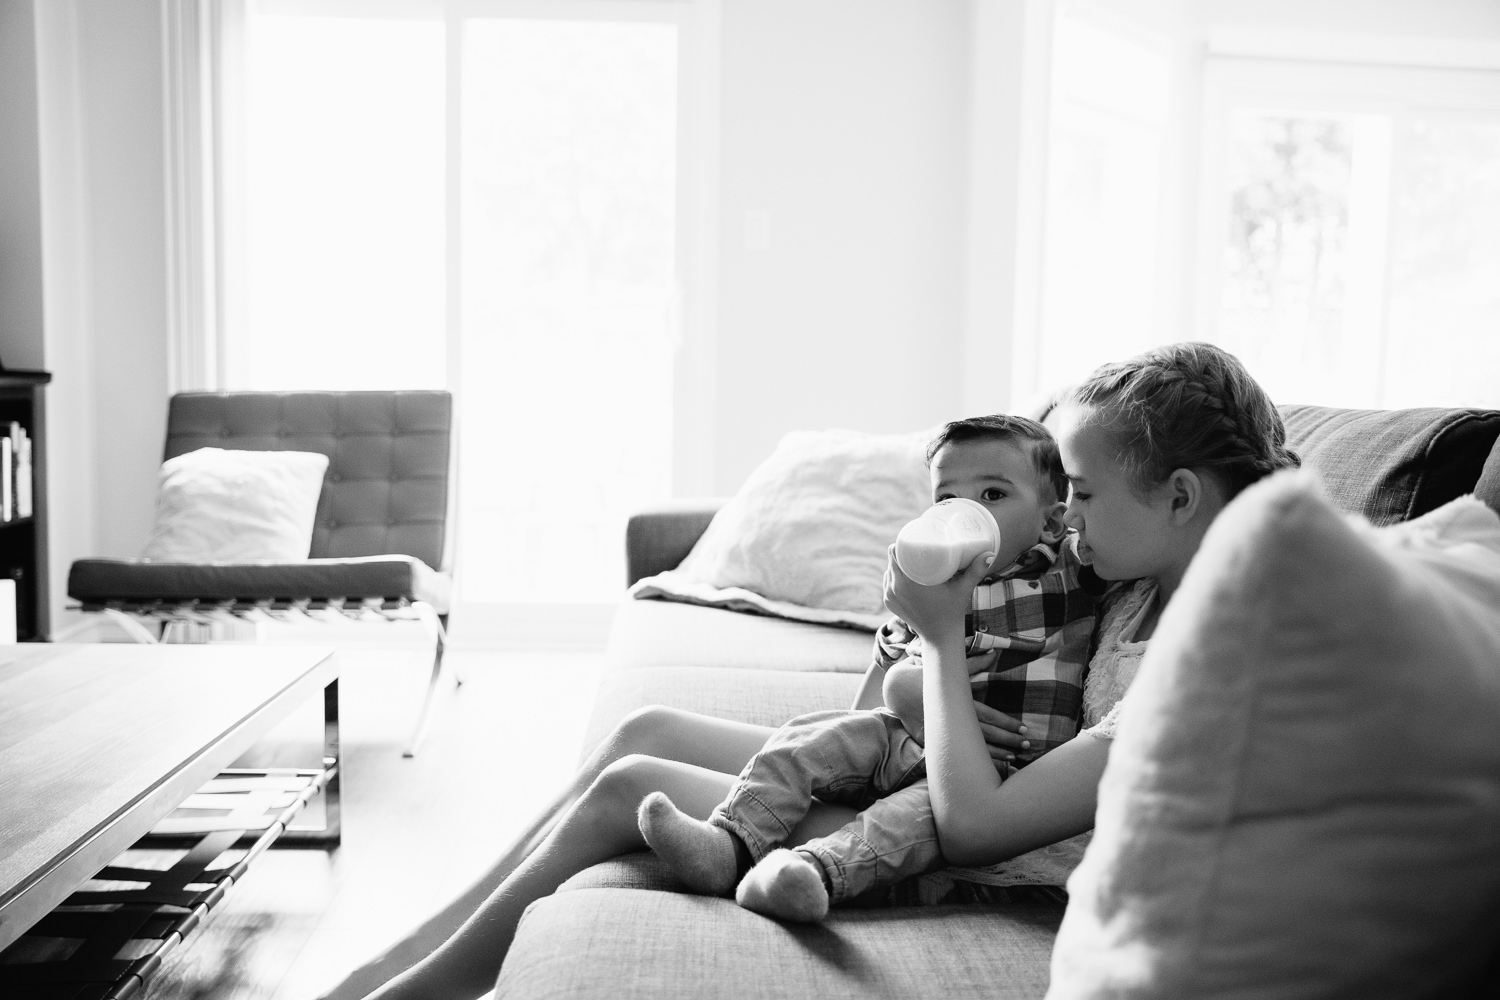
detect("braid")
[1065,342,1298,499]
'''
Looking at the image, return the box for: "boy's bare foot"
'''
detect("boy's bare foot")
[637,792,740,896]
[735,849,829,923]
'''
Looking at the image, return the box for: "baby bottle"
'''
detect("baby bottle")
[895,498,1001,585]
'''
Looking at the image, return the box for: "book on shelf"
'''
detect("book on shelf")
[2,435,12,522]
[1,422,31,522]
[16,429,31,519]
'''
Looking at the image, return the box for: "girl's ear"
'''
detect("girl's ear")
[1040,500,1069,543]
[1166,469,1204,523]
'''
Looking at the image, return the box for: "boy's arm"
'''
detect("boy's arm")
[853,615,916,711]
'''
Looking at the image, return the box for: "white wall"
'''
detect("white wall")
[28,0,170,635]
[710,0,972,491]
[0,0,45,369]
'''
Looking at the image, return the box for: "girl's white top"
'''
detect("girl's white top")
[1079,577,1159,739]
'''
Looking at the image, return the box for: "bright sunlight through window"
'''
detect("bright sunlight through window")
[237,4,680,608]
[1206,61,1500,410]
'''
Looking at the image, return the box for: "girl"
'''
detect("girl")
[885,342,1298,869]
[323,342,1297,1000]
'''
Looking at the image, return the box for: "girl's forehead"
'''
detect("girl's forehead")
[1057,418,1113,460]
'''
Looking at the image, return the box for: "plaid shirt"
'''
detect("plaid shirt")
[873,536,1097,766]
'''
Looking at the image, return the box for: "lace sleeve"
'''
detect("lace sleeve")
[1081,701,1124,740]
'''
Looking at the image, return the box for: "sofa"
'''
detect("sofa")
[494,404,1500,999]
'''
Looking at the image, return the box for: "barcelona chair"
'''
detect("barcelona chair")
[67,390,458,756]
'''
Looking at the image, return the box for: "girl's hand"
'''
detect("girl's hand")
[882,545,992,644]
[972,701,1029,764]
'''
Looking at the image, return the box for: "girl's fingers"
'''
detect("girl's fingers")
[972,702,1027,734]
[978,722,1030,752]
[958,550,995,588]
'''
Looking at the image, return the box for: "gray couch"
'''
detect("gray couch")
[494,404,1500,999]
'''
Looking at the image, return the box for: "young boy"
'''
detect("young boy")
[638,415,1099,921]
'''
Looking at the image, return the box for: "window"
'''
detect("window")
[1198,53,1500,409]
[1031,8,1174,397]
[194,0,711,635]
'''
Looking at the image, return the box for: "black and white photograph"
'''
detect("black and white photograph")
[2,1,1498,998]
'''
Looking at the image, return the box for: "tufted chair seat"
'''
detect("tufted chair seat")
[67,390,457,756]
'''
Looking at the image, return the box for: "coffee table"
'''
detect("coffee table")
[0,643,339,967]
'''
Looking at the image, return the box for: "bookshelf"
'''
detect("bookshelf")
[0,371,49,640]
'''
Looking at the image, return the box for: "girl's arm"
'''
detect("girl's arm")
[849,661,886,710]
[884,549,1104,866]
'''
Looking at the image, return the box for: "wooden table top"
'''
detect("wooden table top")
[0,643,336,952]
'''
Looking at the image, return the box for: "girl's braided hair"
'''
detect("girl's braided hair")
[1062,342,1300,500]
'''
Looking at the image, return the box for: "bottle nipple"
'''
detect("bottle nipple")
[895,498,1002,585]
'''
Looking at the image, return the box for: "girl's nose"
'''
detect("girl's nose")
[1062,504,1082,529]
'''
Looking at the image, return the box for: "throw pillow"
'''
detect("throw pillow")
[630,428,936,629]
[141,447,330,563]
[1049,472,1500,999]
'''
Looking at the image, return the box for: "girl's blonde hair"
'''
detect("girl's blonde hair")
[1062,342,1299,499]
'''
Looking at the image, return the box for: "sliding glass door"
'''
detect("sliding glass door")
[226,0,703,635]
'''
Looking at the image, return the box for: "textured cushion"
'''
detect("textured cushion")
[1049,473,1500,998]
[68,554,450,612]
[629,428,935,628]
[558,851,689,893]
[141,448,328,562]
[164,391,453,568]
[497,887,1062,1000]
[1280,404,1500,524]
[605,598,876,674]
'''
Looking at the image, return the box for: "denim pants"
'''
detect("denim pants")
[707,708,943,904]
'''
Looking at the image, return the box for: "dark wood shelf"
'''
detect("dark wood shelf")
[0,373,49,640]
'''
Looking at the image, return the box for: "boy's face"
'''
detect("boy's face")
[929,437,1066,574]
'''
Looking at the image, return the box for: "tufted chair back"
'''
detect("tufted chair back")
[163,390,454,571]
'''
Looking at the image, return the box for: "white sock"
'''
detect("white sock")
[637,791,740,896]
[734,848,830,923]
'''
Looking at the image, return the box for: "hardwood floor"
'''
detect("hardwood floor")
[133,639,607,1000]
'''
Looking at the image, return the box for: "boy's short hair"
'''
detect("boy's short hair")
[926,414,1068,504]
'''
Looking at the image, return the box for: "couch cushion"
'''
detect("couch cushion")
[68,554,450,610]
[559,851,688,893]
[606,598,875,674]
[1048,474,1500,998]
[580,665,862,763]
[496,887,1062,1000]
[1280,404,1500,524]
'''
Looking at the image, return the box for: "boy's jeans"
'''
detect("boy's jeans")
[707,708,942,903]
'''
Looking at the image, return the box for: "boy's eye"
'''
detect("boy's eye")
[935,493,955,502]
[980,488,1006,502]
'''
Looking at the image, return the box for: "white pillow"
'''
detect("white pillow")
[141,447,330,563]
[1049,472,1500,999]
[631,428,936,629]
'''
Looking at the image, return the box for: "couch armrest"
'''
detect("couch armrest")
[624,498,727,586]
